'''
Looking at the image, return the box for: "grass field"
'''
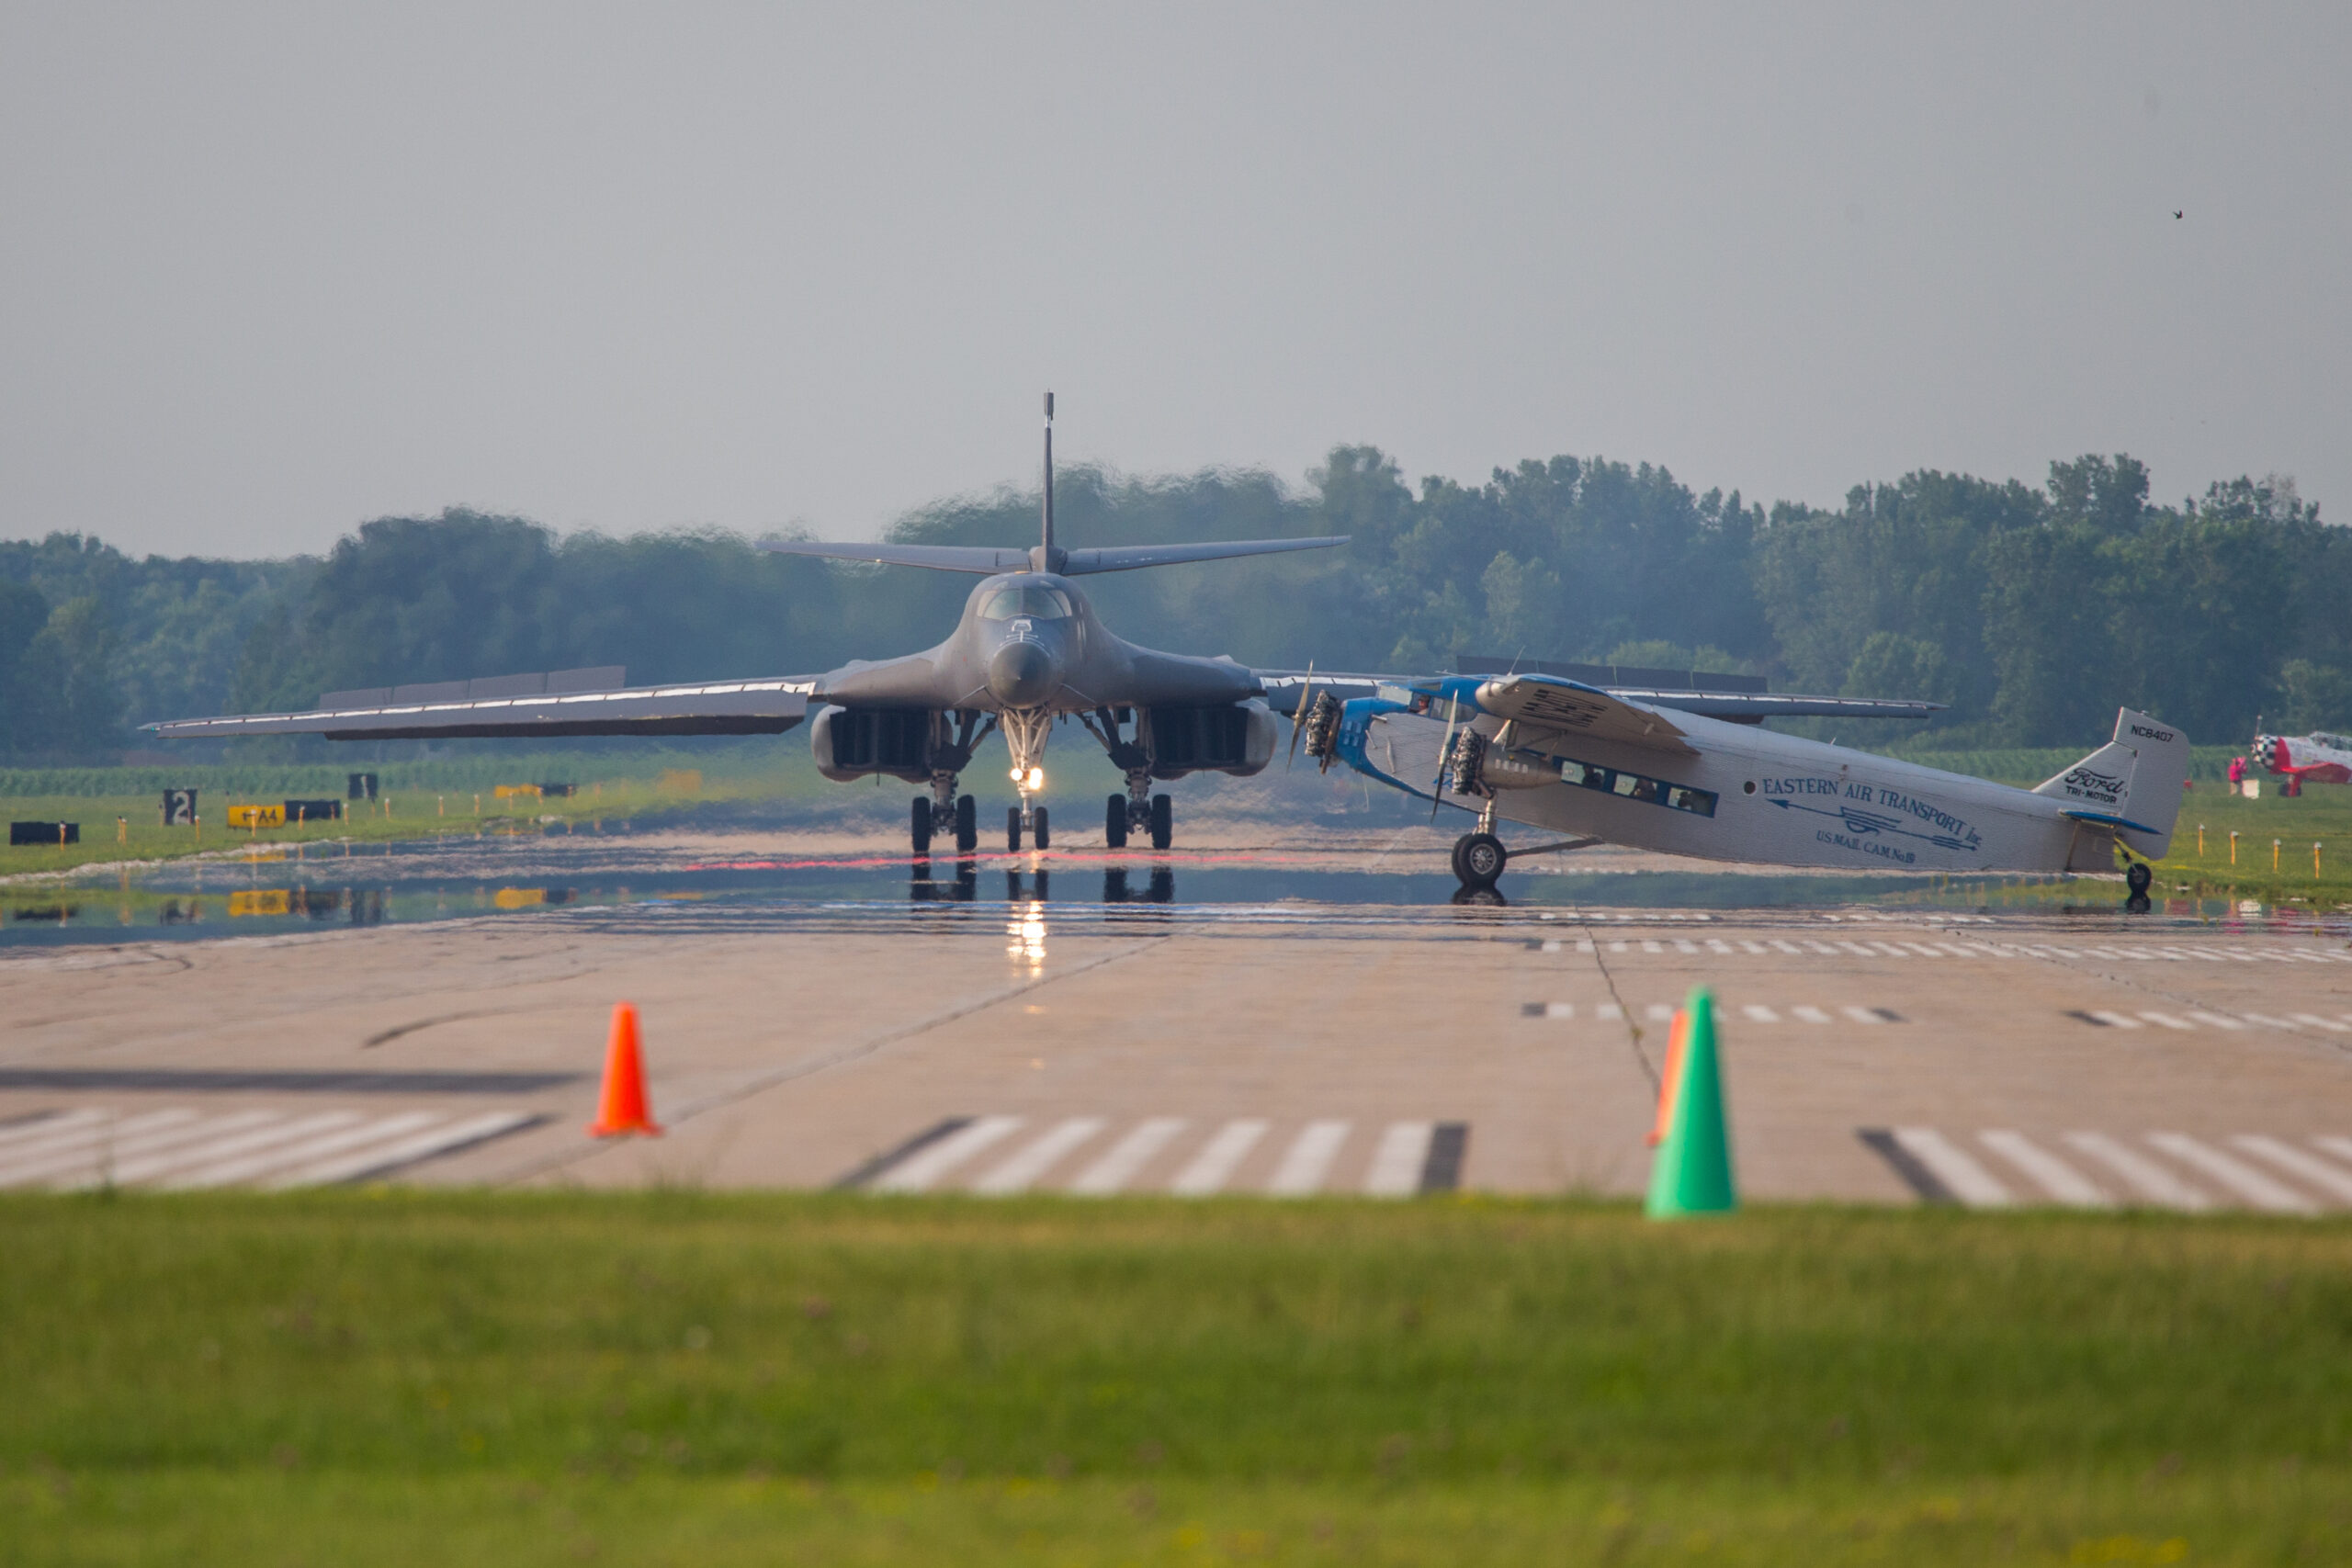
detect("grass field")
[6,1194,2349,1563]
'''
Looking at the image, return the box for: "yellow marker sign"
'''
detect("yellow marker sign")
[492,887,546,909]
[493,784,542,799]
[226,805,285,829]
[228,889,291,917]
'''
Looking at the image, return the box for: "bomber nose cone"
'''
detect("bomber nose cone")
[988,639,1058,706]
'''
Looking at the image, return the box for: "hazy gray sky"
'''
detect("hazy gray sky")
[2,4,2345,558]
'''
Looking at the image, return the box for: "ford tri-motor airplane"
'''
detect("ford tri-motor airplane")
[149,394,1345,854]
[2252,728,2352,794]
[1299,671,2188,898]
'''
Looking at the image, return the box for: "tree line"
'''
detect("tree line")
[0,446,2336,762]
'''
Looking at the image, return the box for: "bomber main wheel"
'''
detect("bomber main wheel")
[1104,794,1128,849]
[1149,793,1173,851]
[1033,807,1049,850]
[954,794,978,853]
[1452,831,1507,889]
[910,797,933,853]
[1007,807,1023,852]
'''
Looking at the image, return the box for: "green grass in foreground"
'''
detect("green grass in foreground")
[6,1194,2351,1563]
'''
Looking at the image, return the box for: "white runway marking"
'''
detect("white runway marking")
[2137,1012,2193,1030]
[1841,1007,1885,1025]
[1363,1122,1434,1197]
[74,1111,361,1190]
[2086,1010,2143,1029]
[2064,1133,2211,1211]
[1742,1004,1780,1023]
[2231,1136,2352,1204]
[1792,1006,1831,1024]
[871,1114,1024,1192]
[0,1110,203,1187]
[0,1109,538,1190]
[1979,1131,2110,1207]
[972,1117,1105,1194]
[1267,1121,1351,1195]
[1891,1128,2012,1206]
[1544,1001,1574,1019]
[1595,1002,1623,1021]
[0,1109,104,1153]
[1068,1117,1188,1195]
[2290,1014,2351,1033]
[2145,1134,2317,1214]
[1170,1119,1269,1196]
[1645,1003,1674,1023]
[165,1112,443,1190]
[2186,1012,2247,1030]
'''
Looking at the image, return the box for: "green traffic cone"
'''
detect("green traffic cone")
[1645,987,1737,1217]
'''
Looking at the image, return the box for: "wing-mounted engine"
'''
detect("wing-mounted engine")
[1143,700,1277,779]
[1443,728,1559,795]
[1300,691,1342,769]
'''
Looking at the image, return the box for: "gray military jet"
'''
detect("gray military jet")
[147,394,1345,854]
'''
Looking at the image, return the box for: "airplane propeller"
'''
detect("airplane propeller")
[1430,698,1460,825]
[1285,660,1317,772]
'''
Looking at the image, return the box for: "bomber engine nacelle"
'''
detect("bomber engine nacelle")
[811,705,934,783]
[1145,699,1277,779]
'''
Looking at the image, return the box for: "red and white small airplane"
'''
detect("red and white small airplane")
[2252,729,2352,793]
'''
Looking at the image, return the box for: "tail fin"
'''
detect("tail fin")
[2034,708,2191,859]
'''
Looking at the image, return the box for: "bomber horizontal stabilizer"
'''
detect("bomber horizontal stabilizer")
[144,676,814,742]
[1057,537,1348,574]
[758,536,1349,576]
[756,541,1038,573]
[1619,692,1946,723]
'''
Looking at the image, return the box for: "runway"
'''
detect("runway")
[4,824,2350,1208]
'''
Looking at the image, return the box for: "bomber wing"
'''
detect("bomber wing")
[145,667,813,742]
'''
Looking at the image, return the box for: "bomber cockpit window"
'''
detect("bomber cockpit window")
[980,586,1075,620]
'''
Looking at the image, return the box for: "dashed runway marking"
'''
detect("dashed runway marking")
[1525,1001,1899,1024]
[843,1116,1471,1198]
[1860,1127,2352,1213]
[0,1107,537,1189]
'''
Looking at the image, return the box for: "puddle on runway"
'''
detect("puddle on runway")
[0,826,2317,947]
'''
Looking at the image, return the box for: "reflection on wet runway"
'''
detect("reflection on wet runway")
[0,828,2313,948]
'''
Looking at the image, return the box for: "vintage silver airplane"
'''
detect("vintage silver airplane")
[1299,671,2188,900]
[148,395,1351,853]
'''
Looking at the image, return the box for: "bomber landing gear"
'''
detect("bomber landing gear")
[913,787,983,854]
[1104,794,1128,849]
[1149,792,1173,851]
[1008,805,1050,852]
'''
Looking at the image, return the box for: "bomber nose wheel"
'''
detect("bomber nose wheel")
[1104,794,1129,849]
[1149,793,1173,851]
[1451,831,1508,889]
[954,794,978,853]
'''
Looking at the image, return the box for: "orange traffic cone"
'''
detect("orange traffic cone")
[1646,1007,1689,1147]
[588,1001,662,1136]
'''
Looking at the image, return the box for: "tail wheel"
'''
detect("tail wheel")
[910,796,932,853]
[1033,807,1049,850]
[1006,806,1023,852]
[1104,794,1128,849]
[954,794,978,852]
[2124,862,2154,897]
[1149,793,1173,850]
[1452,831,1507,888]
